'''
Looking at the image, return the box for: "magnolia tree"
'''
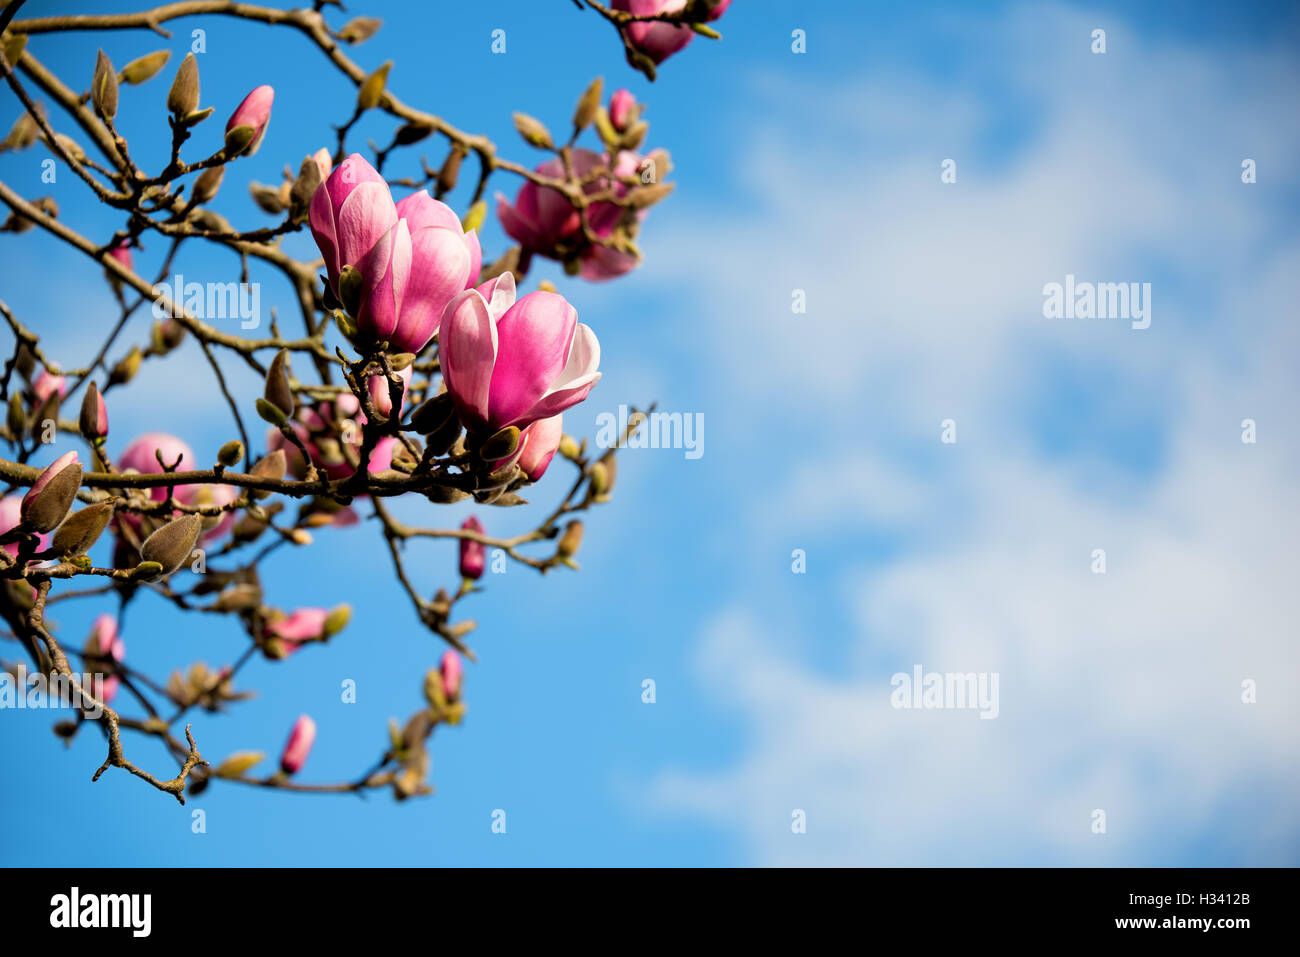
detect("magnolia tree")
[0,0,730,803]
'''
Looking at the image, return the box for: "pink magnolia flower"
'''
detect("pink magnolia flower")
[609,88,637,132]
[116,434,234,543]
[0,494,25,557]
[614,0,694,64]
[309,155,480,353]
[440,650,462,701]
[85,614,125,704]
[264,608,327,656]
[459,515,485,580]
[494,414,563,481]
[118,433,194,490]
[33,370,67,401]
[279,714,316,775]
[225,84,274,155]
[440,272,600,434]
[309,153,395,295]
[107,241,132,272]
[21,451,79,530]
[366,363,413,420]
[517,415,564,480]
[496,149,642,281]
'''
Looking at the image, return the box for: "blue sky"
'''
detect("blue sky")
[1,0,1298,866]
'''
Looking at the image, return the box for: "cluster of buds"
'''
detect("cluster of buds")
[249,148,333,222]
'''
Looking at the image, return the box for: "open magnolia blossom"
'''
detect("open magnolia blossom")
[116,433,237,543]
[439,272,601,435]
[497,149,644,281]
[309,153,480,353]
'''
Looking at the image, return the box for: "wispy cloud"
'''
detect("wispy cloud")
[642,3,1300,865]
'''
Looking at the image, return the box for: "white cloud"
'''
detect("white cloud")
[642,3,1300,864]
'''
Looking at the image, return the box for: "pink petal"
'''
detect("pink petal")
[389,225,472,353]
[487,292,577,429]
[438,290,498,431]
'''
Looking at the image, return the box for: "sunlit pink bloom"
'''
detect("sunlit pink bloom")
[310,155,479,354]
[440,650,462,700]
[86,614,125,704]
[264,608,327,656]
[366,364,413,420]
[0,494,24,557]
[496,149,641,281]
[116,434,233,542]
[494,414,563,480]
[118,433,194,498]
[309,153,396,295]
[459,515,485,580]
[609,88,637,132]
[33,370,66,401]
[440,273,599,434]
[613,0,694,64]
[107,241,132,272]
[225,84,274,155]
[279,714,316,774]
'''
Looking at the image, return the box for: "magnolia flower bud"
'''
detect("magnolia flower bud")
[139,513,203,577]
[107,346,142,387]
[51,501,114,556]
[289,156,322,220]
[224,84,273,156]
[7,392,25,436]
[167,52,199,116]
[459,515,485,581]
[322,604,351,637]
[91,50,118,120]
[440,649,463,701]
[357,61,390,111]
[409,391,456,435]
[21,451,81,533]
[279,714,316,775]
[210,583,261,612]
[573,77,603,132]
[437,145,465,195]
[478,426,520,462]
[512,112,553,149]
[608,88,637,132]
[255,397,287,428]
[249,449,286,499]
[190,164,224,206]
[214,751,265,778]
[120,49,170,86]
[264,349,294,417]
[217,440,243,467]
[557,520,584,560]
[422,669,445,710]
[79,381,108,440]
